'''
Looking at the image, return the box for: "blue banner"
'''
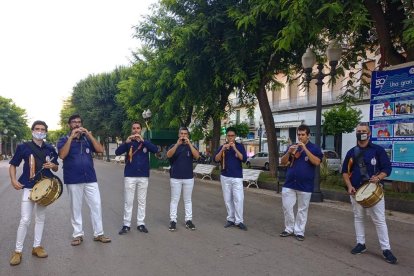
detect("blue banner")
[370,64,414,181]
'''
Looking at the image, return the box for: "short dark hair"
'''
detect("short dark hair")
[132,121,142,128]
[357,122,371,132]
[297,124,310,135]
[31,120,48,132]
[226,127,237,135]
[68,114,82,124]
[179,126,189,134]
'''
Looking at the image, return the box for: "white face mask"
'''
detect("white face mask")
[32,131,46,140]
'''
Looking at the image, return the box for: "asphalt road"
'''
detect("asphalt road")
[0,160,413,276]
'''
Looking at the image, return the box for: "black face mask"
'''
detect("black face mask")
[356,133,369,142]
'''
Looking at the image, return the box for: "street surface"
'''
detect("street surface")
[0,160,413,275]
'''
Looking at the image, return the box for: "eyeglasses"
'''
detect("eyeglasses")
[70,120,82,124]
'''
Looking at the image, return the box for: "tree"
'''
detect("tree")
[0,96,30,141]
[323,104,362,156]
[230,122,250,138]
[125,0,247,154]
[71,67,129,140]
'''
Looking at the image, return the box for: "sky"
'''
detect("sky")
[0,0,157,130]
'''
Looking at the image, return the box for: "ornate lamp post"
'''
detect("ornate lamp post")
[258,122,263,153]
[3,128,9,160]
[105,137,112,162]
[11,134,17,156]
[301,40,342,202]
[142,109,152,140]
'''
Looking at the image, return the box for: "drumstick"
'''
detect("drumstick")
[31,157,56,180]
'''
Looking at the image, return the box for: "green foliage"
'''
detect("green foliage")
[0,96,30,141]
[229,122,250,138]
[323,104,362,135]
[190,124,204,141]
[47,129,66,144]
[70,67,129,139]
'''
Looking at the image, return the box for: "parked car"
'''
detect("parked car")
[246,152,269,170]
[322,150,341,172]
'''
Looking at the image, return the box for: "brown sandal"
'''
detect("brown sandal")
[71,236,83,246]
[93,235,111,243]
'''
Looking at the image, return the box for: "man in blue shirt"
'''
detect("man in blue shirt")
[342,122,397,264]
[9,120,59,266]
[167,127,200,231]
[116,122,158,235]
[214,127,248,230]
[279,124,323,241]
[57,114,111,246]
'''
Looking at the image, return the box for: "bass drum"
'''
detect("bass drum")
[29,176,63,206]
[355,182,384,208]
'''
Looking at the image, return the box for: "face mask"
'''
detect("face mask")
[356,133,368,142]
[32,131,46,140]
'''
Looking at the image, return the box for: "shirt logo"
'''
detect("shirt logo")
[86,148,90,154]
[143,147,147,153]
[305,156,309,162]
[371,157,377,166]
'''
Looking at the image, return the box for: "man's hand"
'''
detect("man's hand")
[348,186,356,195]
[11,179,24,190]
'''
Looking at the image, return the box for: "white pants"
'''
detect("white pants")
[67,182,104,238]
[220,175,244,224]
[170,178,194,222]
[15,189,46,252]
[282,187,312,236]
[350,196,391,250]
[123,177,149,227]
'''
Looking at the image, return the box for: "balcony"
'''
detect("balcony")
[272,89,362,112]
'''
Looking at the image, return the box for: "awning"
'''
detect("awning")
[274,120,303,129]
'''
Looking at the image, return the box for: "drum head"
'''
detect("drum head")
[30,178,53,201]
[355,182,377,202]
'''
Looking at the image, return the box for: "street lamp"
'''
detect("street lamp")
[301,40,342,202]
[142,109,152,140]
[11,134,17,156]
[3,128,8,160]
[258,122,263,153]
[105,136,112,162]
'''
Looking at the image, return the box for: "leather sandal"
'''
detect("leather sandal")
[93,235,111,243]
[71,236,83,246]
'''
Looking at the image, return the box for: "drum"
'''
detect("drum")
[29,177,63,206]
[355,182,384,208]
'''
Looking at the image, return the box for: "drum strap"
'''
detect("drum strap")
[25,142,46,180]
[353,146,369,184]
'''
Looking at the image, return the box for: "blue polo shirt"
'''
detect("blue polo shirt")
[341,142,391,189]
[57,135,97,184]
[9,141,59,189]
[215,143,247,178]
[169,144,198,179]
[115,140,159,177]
[283,142,323,193]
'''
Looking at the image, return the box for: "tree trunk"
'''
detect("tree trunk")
[211,116,221,157]
[364,0,406,65]
[256,79,278,177]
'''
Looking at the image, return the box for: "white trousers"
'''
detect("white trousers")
[67,182,104,238]
[282,187,312,236]
[350,196,391,250]
[123,177,149,227]
[220,175,244,224]
[170,178,194,222]
[15,189,46,252]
